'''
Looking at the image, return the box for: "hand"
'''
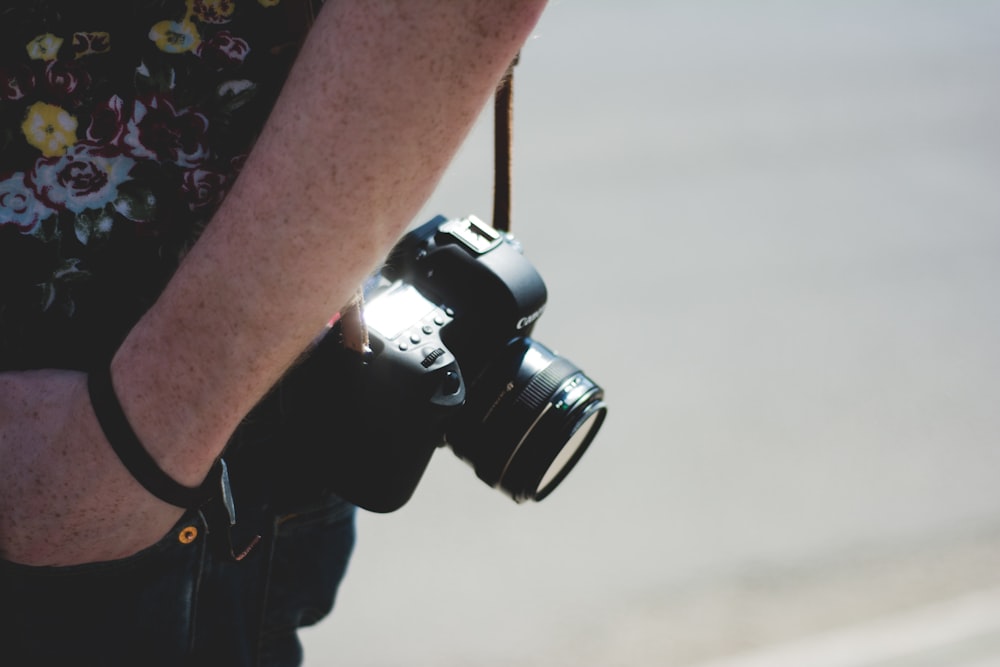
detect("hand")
[0,370,185,566]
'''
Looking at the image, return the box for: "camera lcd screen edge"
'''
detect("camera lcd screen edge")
[363,283,438,341]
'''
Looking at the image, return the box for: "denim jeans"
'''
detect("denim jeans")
[0,489,355,666]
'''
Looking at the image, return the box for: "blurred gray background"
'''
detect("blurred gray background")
[302,1,1000,665]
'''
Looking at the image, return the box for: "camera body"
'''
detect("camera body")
[269,215,605,513]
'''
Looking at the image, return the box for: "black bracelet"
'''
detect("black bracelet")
[87,363,220,509]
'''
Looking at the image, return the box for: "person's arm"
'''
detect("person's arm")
[0,0,546,566]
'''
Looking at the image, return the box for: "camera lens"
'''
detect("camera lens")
[535,393,605,498]
[448,338,607,502]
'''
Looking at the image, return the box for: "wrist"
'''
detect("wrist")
[110,323,239,487]
[88,362,224,508]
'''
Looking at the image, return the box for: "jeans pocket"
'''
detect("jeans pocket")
[257,494,356,667]
[0,510,207,666]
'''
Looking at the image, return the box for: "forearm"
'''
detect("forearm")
[112,0,547,483]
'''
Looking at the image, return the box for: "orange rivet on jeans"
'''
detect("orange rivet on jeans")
[178,526,199,544]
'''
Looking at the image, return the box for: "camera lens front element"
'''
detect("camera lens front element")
[534,375,606,498]
[449,339,607,502]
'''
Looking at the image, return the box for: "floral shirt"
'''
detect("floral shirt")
[0,0,318,370]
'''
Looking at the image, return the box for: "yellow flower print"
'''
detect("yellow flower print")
[26,33,64,61]
[258,0,281,6]
[22,102,79,157]
[149,20,202,54]
[191,0,237,24]
[73,31,112,59]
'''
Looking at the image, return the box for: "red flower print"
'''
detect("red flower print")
[122,95,210,168]
[196,31,251,70]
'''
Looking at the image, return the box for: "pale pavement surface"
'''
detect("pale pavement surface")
[301,2,1000,665]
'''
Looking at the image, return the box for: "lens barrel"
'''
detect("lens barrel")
[449,338,607,502]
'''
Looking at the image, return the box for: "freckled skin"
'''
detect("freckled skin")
[0,0,547,566]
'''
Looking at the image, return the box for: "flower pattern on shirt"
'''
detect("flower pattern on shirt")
[0,0,315,369]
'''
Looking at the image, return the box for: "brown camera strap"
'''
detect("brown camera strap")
[492,54,518,234]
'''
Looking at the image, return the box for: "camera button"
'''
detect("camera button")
[421,347,446,368]
[409,333,422,344]
[398,342,409,351]
[421,325,434,335]
[441,370,462,395]
[433,315,445,326]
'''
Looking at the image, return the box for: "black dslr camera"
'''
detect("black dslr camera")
[272,215,607,513]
